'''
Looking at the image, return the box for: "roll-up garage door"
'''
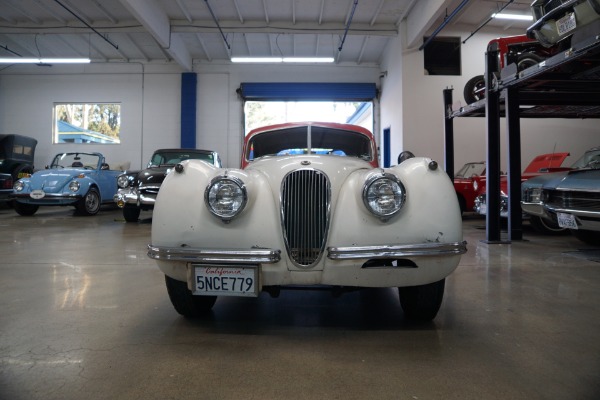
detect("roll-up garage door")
[238,82,377,101]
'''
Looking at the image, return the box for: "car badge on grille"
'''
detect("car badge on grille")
[301,160,311,166]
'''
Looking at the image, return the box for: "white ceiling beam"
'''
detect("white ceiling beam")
[232,0,244,23]
[195,33,212,61]
[119,0,192,70]
[4,0,41,23]
[175,0,194,23]
[318,0,325,25]
[405,0,454,48]
[61,0,93,25]
[262,0,269,24]
[370,0,385,26]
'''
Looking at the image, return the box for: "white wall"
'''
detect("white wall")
[0,62,380,170]
[379,23,599,172]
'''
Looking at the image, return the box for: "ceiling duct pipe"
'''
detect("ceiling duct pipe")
[338,0,359,52]
[419,0,471,51]
[204,0,231,50]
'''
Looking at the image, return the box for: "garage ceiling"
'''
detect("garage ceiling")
[0,0,534,71]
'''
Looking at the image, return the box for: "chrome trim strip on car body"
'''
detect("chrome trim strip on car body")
[147,245,281,263]
[327,241,467,260]
[114,191,157,206]
[544,205,600,218]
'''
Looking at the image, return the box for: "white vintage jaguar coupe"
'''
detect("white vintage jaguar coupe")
[148,122,466,321]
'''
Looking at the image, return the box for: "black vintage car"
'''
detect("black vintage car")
[0,134,38,180]
[114,148,222,222]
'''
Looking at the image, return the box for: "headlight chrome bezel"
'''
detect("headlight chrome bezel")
[204,175,248,222]
[362,172,406,221]
[68,180,80,192]
[13,180,24,192]
[117,175,132,189]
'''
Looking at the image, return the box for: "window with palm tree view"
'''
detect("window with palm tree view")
[53,103,121,144]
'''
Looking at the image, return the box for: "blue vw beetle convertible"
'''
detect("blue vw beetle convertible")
[11,152,124,216]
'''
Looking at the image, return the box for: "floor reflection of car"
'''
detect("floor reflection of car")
[11,152,125,216]
[148,122,467,321]
[114,148,222,222]
[522,146,600,244]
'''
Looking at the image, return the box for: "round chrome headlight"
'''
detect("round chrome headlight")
[205,176,247,222]
[362,173,406,220]
[13,180,24,192]
[69,180,80,192]
[117,175,131,189]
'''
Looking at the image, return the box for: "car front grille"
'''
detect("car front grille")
[138,185,160,195]
[281,169,330,268]
[545,189,600,212]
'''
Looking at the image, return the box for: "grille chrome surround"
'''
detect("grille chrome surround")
[545,189,600,213]
[280,169,331,268]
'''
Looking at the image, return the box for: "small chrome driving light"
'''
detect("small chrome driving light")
[205,176,247,222]
[362,173,406,221]
[69,180,80,192]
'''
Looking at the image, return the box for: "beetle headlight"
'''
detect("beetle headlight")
[117,175,131,189]
[362,173,406,220]
[13,181,24,192]
[205,176,247,222]
[69,180,80,192]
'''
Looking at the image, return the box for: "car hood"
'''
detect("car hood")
[553,168,600,190]
[27,169,87,193]
[138,166,172,185]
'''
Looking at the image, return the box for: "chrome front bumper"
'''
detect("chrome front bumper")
[148,241,467,264]
[114,190,156,208]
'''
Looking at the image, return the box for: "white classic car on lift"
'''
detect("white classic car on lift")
[148,122,466,321]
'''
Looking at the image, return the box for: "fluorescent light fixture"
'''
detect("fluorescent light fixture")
[283,57,334,63]
[0,57,91,64]
[231,57,334,63]
[492,13,533,21]
[231,57,283,63]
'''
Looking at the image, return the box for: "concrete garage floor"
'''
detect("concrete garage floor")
[0,206,599,400]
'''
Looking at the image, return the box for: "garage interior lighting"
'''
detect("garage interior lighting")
[231,57,334,63]
[0,57,91,64]
[492,13,533,21]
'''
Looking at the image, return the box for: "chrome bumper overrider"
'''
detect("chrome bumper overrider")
[114,192,156,207]
[328,241,467,259]
[148,241,467,264]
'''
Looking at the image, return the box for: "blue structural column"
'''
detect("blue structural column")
[180,73,197,148]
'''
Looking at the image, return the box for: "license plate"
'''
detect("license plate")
[30,190,45,199]
[557,212,578,229]
[557,13,576,36]
[193,265,258,297]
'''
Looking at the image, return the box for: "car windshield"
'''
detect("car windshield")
[571,149,600,169]
[50,153,100,169]
[455,162,485,178]
[148,151,215,167]
[247,126,372,162]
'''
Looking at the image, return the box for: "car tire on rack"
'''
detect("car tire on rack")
[165,275,217,317]
[76,187,100,216]
[398,279,445,321]
[463,75,486,104]
[123,205,141,222]
[14,202,39,216]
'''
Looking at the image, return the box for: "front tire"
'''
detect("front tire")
[123,205,141,222]
[399,279,445,321]
[14,202,39,216]
[165,275,217,317]
[76,187,100,216]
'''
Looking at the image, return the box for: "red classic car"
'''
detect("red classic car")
[455,152,570,214]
